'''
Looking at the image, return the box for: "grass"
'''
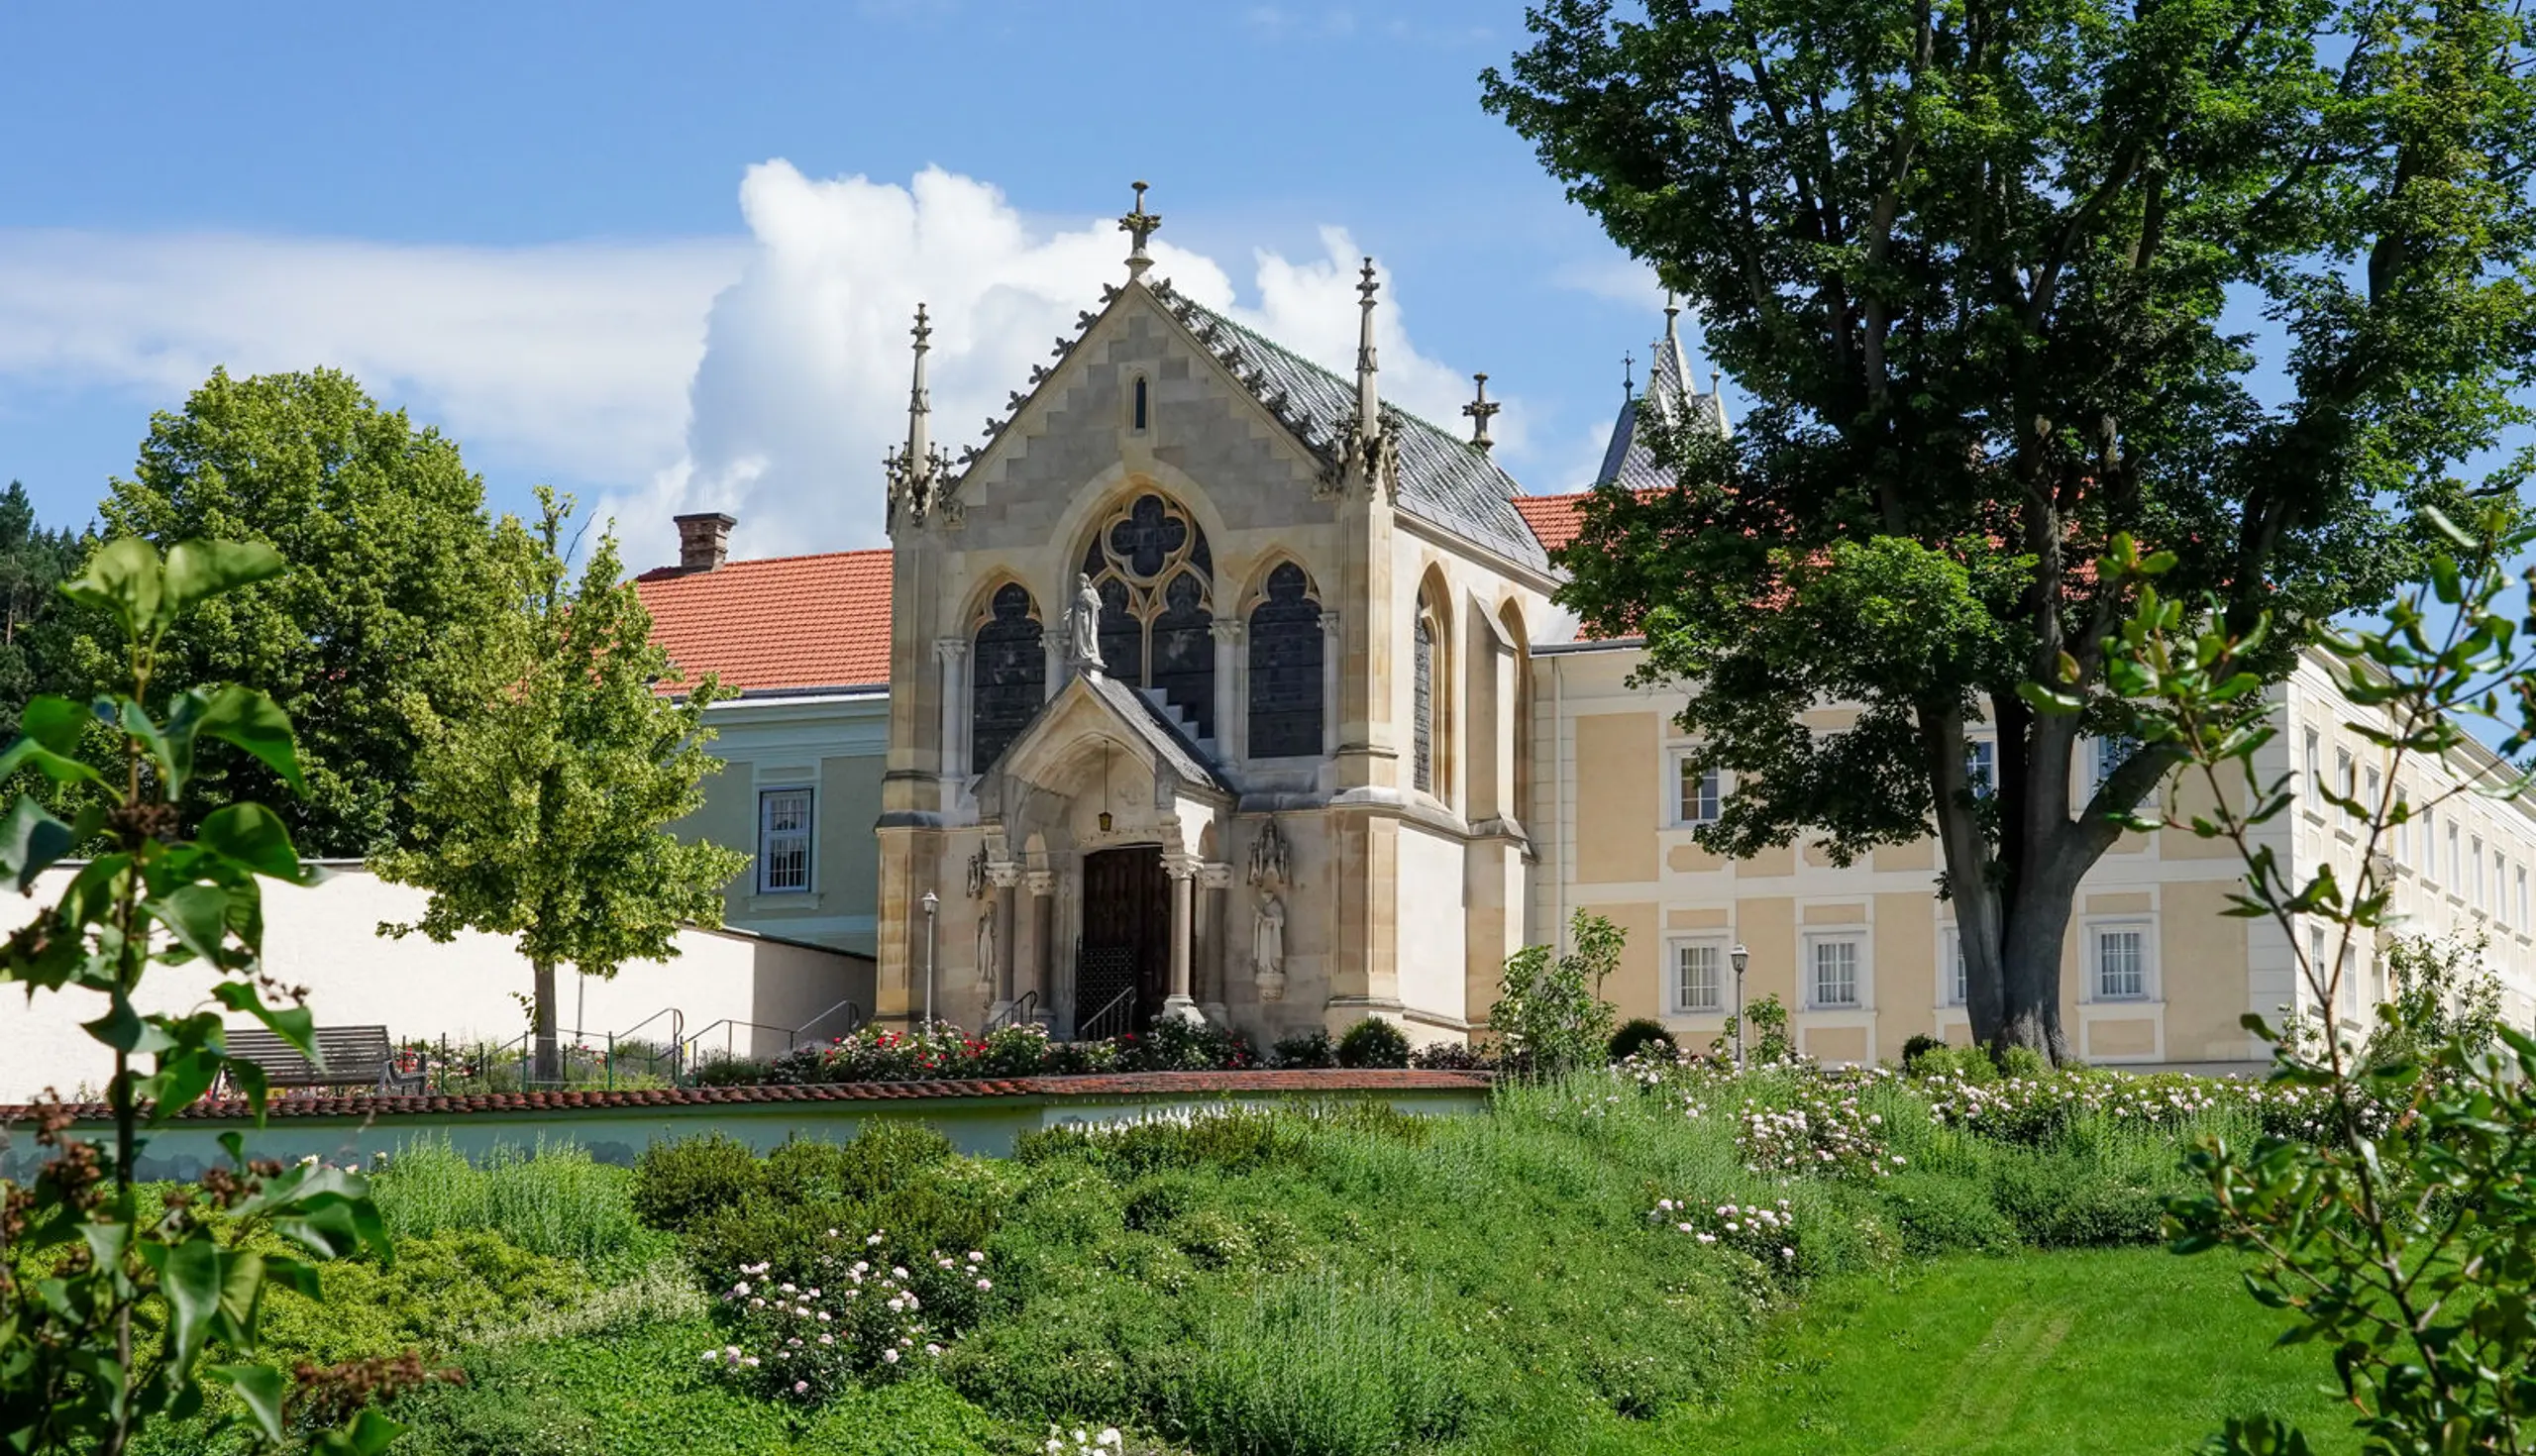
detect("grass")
[1636,1246,2356,1455]
[373,1133,642,1263]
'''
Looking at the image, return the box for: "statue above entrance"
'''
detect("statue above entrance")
[1067,572,1106,673]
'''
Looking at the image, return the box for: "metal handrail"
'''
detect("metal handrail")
[985,990,1038,1034]
[606,1007,687,1087]
[789,999,866,1046]
[1077,987,1136,1042]
[681,1018,794,1069]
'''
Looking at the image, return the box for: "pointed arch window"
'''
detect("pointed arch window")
[1413,610,1437,794]
[971,582,1045,771]
[1247,562,1323,759]
[1081,492,1215,739]
[1131,375,1149,432]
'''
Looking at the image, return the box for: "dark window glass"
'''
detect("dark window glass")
[971,583,1045,770]
[1132,376,1148,431]
[1149,571,1215,739]
[1247,563,1323,758]
[1078,493,1215,749]
[1413,615,1435,793]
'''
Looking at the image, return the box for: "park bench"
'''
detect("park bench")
[220,1024,425,1095]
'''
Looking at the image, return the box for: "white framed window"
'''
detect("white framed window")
[1805,933,1863,1009]
[2448,822,2462,890]
[2474,835,2487,912]
[2498,855,2512,929]
[1964,740,1996,799]
[2395,788,2412,867]
[2304,728,2322,800]
[2308,924,2329,1006]
[1674,755,1722,826]
[757,787,814,893]
[2518,864,2529,929]
[1672,940,1724,1013]
[2091,923,2151,1001]
[2364,766,2381,817]
[2337,945,2363,1017]
[2335,748,2355,800]
[2093,734,2139,794]
[1940,926,1967,1006]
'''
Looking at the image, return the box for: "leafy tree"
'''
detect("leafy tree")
[371,489,750,1082]
[74,367,509,857]
[0,480,92,734]
[1483,0,2536,1056]
[2103,504,2536,1450]
[0,538,395,1455]
[1491,910,1625,1078]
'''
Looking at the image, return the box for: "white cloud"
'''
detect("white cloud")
[637,161,1513,560]
[1553,254,1661,307]
[0,230,742,485]
[0,162,1520,567]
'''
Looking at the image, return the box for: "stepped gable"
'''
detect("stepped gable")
[1147,283,1551,572]
[635,549,894,692]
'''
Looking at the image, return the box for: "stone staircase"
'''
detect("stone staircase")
[1138,687,1218,762]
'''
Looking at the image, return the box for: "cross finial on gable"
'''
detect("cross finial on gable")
[1118,180,1163,279]
[1462,372,1500,453]
[1622,351,1636,397]
[911,301,932,350]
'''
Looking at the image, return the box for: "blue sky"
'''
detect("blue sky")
[0,1,1674,566]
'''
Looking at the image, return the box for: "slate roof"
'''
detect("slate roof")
[3,1069,1493,1122]
[1595,314,1731,491]
[1151,285,1551,572]
[635,551,894,692]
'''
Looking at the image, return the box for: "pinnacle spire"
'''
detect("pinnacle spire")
[905,301,932,465]
[1462,372,1500,453]
[1118,180,1163,280]
[1354,257,1381,428]
[885,301,948,530]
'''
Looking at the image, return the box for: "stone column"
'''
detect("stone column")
[1042,635,1065,701]
[1319,610,1343,759]
[934,639,969,780]
[1199,862,1234,1022]
[1211,618,1243,762]
[1025,870,1056,1013]
[1161,853,1202,1024]
[989,862,1022,1005]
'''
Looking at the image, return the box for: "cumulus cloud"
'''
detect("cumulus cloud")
[0,230,741,485]
[634,161,1512,560]
[0,162,1524,567]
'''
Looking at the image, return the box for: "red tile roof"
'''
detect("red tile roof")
[1511,492,1589,553]
[5,1069,1493,1123]
[636,551,894,692]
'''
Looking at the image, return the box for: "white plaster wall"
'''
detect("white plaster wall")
[0,867,873,1099]
[1393,822,1469,1038]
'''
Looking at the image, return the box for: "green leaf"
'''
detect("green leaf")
[82,992,172,1055]
[206,1363,287,1442]
[0,735,106,786]
[59,537,164,640]
[0,796,74,892]
[197,803,313,882]
[147,884,235,966]
[193,685,303,794]
[311,1409,409,1456]
[2017,680,2083,714]
[163,540,285,616]
[158,1233,222,1374]
[17,694,87,754]
[210,980,318,1063]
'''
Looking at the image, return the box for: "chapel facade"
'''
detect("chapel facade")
[867,192,1554,1045]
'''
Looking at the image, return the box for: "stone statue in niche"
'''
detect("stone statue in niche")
[1251,892,1286,1001]
[1068,572,1105,671]
[965,847,989,900]
[975,908,998,992]
[1246,817,1290,889]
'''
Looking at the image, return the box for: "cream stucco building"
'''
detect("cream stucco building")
[637,190,2536,1068]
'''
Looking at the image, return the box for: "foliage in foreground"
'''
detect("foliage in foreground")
[2103,506,2536,1453]
[0,538,391,1454]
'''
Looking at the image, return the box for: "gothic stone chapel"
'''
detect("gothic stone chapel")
[874,186,1556,1046]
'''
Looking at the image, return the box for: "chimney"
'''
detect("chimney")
[674,512,735,572]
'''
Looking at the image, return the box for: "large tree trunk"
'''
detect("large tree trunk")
[532,957,560,1085]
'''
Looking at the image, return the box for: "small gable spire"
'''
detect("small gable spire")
[1118,180,1163,280]
[885,301,949,529]
[1354,258,1381,428]
[1462,372,1500,453]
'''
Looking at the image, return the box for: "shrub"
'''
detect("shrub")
[1985,1152,2165,1248]
[372,1138,638,1263]
[1273,1028,1338,1069]
[633,1132,765,1233]
[1900,1033,1946,1068]
[1875,1171,2018,1256]
[690,1055,774,1088]
[1491,909,1624,1078]
[703,1233,1000,1401]
[1166,1273,1463,1456]
[1335,1017,1410,1069]
[387,1370,604,1456]
[1113,1018,1255,1072]
[255,1232,592,1367]
[1608,1018,1677,1063]
[1907,1043,1999,1087]
[1997,1044,2052,1080]
[1409,1041,1489,1071]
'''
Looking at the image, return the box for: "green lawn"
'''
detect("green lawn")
[1620,1246,2354,1456]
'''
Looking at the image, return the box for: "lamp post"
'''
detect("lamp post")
[920,889,940,1028]
[1730,943,1750,1070]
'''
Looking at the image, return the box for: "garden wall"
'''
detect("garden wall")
[0,865,877,1100]
[0,1070,1492,1181]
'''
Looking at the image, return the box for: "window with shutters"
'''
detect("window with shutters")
[970,582,1045,771]
[1245,562,1323,759]
[758,788,813,893]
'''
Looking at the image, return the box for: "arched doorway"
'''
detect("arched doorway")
[1078,846,1171,1036]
